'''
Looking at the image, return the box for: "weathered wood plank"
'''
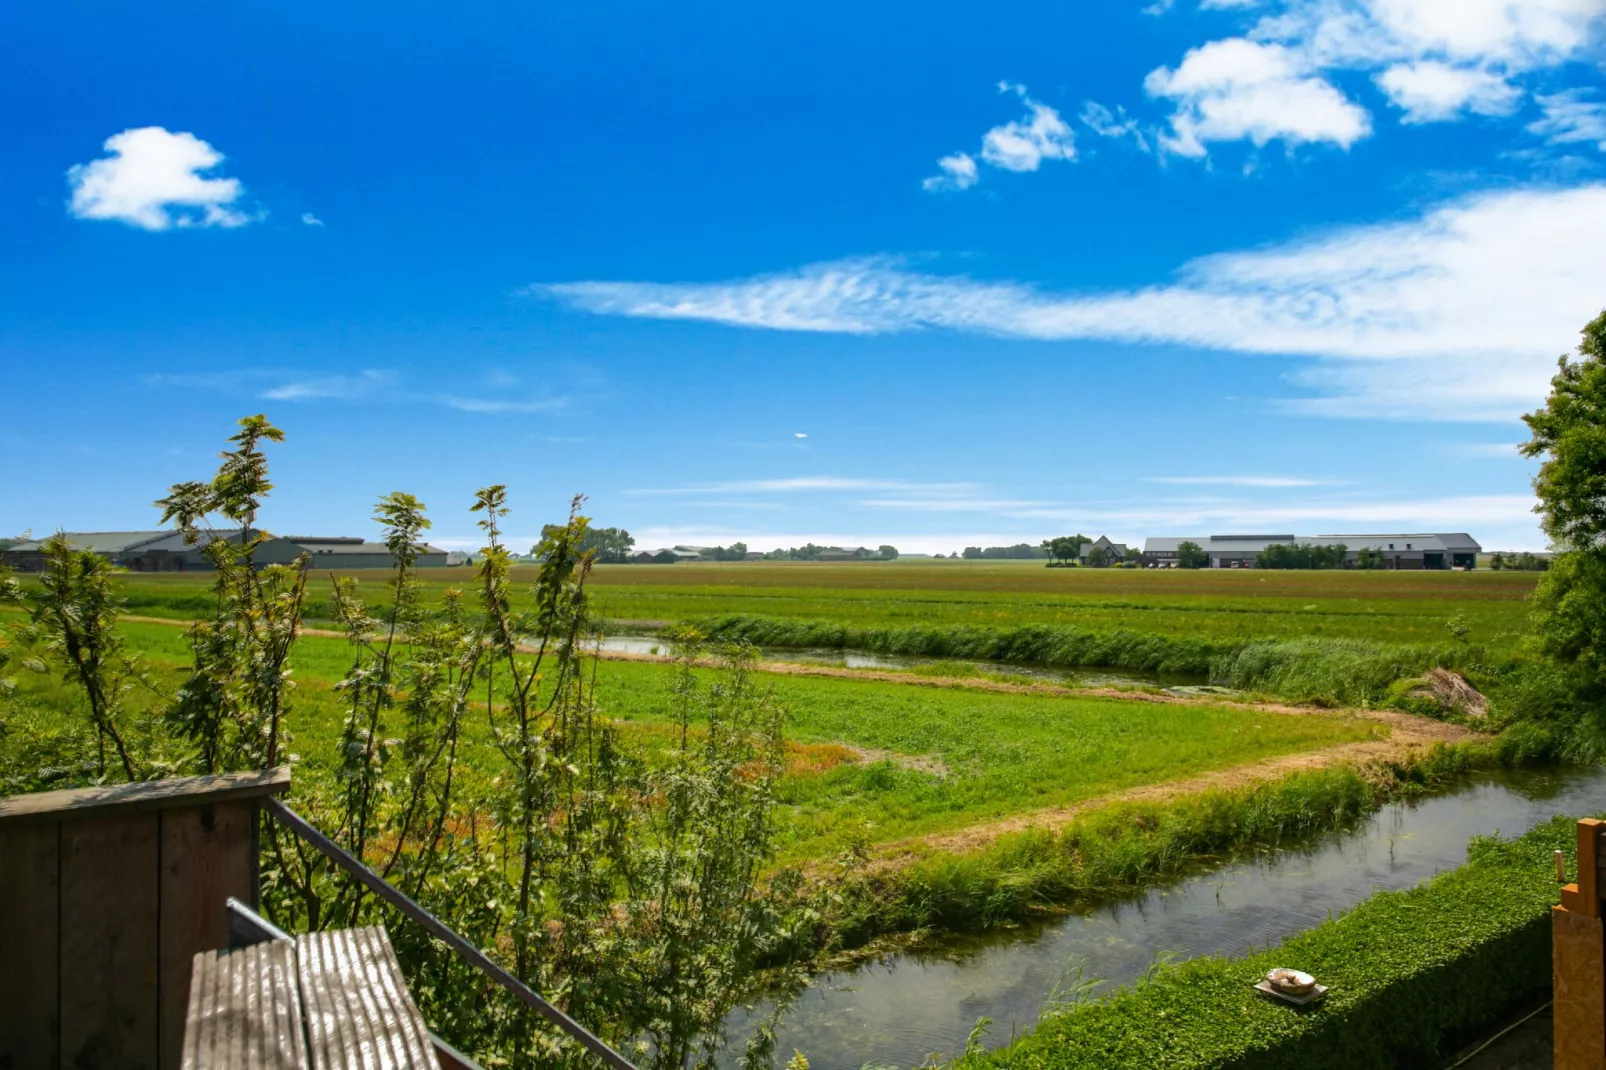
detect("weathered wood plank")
[0,822,61,1070]
[61,811,161,1070]
[180,942,308,1070]
[1554,904,1606,1070]
[159,802,258,1070]
[298,927,437,1069]
[0,767,290,825]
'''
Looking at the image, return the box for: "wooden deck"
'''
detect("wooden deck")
[183,925,437,1069]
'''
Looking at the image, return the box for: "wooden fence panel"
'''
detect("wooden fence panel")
[0,822,61,1070]
[159,802,258,1068]
[60,810,162,1070]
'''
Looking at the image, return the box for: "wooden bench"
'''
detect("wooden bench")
[183,924,440,1069]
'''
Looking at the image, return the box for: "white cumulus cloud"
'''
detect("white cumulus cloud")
[1144,38,1371,156]
[922,153,979,192]
[542,183,1606,422]
[924,85,1074,191]
[1375,61,1522,123]
[1135,0,1606,158]
[67,127,255,230]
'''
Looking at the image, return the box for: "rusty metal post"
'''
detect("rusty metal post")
[1556,818,1606,1070]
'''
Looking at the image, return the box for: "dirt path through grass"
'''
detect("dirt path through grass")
[859,708,1477,869]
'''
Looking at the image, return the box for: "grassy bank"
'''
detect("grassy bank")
[816,743,1507,950]
[950,808,1576,1070]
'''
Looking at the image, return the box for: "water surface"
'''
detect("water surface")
[726,767,1606,1069]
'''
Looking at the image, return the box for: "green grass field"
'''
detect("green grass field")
[1,617,1380,865]
[96,559,1540,649]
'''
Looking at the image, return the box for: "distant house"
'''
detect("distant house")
[1077,536,1131,566]
[744,551,765,561]
[1141,533,1481,570]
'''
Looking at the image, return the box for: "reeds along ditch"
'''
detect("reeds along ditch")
[951,812,1578,1070]
[803,743,1506,954]
[693,614,1477,703]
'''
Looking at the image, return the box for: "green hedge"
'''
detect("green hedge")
[955,814,1577,1070]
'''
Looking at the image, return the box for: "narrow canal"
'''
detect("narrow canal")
[596,635,1209,692]
[725,767,1606,1069]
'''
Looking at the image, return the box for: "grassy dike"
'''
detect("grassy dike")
[804,741,1526,955]
[951,811,1578,1070]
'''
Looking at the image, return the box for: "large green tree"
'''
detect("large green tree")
[1523,309,1606,675]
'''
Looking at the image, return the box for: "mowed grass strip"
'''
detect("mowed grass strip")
[91,561,1540,650]
[591,660,1385,864]
[14,619,1383,867]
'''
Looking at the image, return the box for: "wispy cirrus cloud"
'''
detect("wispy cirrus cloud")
[629,476,981,497]
[146,366,574,416]
[541,184,1606,423]
[262,370,395,401]
[1143,475,1340,487]
[438,394,569,414]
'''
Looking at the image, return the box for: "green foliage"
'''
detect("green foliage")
[1043,535,1090,567]
[541,522,635,563]
[1255,543,1348,570]
[695,615,1228,676]
[1523,309,1606,552]
[1354,546,1386,570]
[1524,311,1606,679]
[15,536,141,780]
[967,543,1051,561]
[695,615,1476,706]
[1489,551,1550,571]
[952,814,1576,1070]
[157,415,309,772]
[1175,541,1208,569]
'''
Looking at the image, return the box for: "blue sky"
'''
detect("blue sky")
[4,1,1606,553]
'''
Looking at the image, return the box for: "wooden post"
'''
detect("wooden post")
[0,768,290,1070]
[1556,818,1606,1070]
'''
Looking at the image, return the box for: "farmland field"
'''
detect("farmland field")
[96,559,1541,649]
[0,618,1382,865]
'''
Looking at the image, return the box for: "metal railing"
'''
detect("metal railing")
[263,796,640,1070]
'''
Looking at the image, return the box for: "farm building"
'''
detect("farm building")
[634,547,703,563]
[1,530,448,571]
[817,546,878,561]
[1141,533,1481,570]
[285,536,449,569]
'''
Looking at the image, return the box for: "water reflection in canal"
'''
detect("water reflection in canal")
[724,767,1606,1069]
